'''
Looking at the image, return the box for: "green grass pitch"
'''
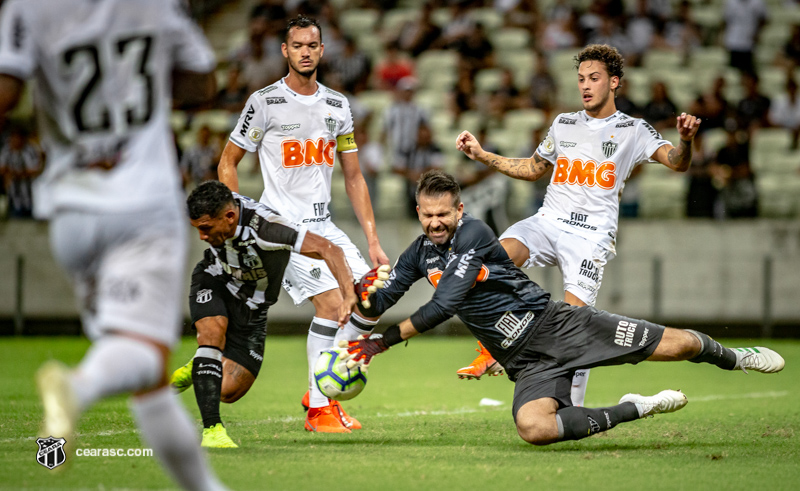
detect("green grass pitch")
[1,336,798,490]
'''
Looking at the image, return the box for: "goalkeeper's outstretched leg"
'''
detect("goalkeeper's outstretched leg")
[511,328,784,445]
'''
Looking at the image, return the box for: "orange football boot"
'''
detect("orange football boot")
[305,405,351,433]
[302,391,362,430]
[330,400,361,430]
[456,341,504,380]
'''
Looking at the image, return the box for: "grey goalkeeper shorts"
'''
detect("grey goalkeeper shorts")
[506,302,664,419]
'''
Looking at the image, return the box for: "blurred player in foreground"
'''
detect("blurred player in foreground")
[0,0,226,488]
[208,15,389,433]
[344,170,784,446]
[455,44,701,407]
[177,180,382,444]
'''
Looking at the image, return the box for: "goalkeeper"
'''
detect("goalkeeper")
[344,170,785,446]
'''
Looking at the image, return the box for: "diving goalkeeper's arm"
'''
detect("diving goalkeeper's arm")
[340,320,421,368]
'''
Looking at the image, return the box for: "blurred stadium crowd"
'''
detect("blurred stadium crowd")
[2,0,800,225]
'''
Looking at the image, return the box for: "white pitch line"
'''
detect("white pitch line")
[1,390,789,443]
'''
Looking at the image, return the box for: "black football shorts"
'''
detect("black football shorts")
[189,263,268,377]
[508,302,664,420]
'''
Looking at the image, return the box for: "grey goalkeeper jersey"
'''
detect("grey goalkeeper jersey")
[362,214,551,366]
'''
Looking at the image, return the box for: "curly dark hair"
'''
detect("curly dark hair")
[574,44,624,81]
[284,14,322,43]
[186,180,235,220]
[416,170,461,208]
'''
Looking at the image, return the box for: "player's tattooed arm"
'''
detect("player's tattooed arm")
[654,112,701,172]
[481,151,553,181]
[667,139,693,171]
[455,130,551,181]
[654,139,693,172]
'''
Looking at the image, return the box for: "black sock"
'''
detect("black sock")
[556,403,640,441]
[192,346,223,428]
[685,330,737,370]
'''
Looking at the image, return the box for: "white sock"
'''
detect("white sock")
[334,313,377,345]
[570,369,591,407]
[307,317,338,409]
[70,336,161,412]
[131,387,227,491]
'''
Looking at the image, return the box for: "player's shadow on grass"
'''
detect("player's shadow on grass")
[531,440,724,452]
[225,436,723,451]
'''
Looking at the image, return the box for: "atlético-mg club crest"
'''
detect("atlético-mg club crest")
[602,140,618,159]
[324,115,337,134]
[36,436,67,470]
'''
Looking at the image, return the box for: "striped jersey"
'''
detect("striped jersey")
[536,110,670,252]
[229,78,356,232]
[200,193,307,309]
[0,0,216,218]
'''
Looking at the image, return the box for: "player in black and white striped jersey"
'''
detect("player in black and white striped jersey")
[173,180,360,446]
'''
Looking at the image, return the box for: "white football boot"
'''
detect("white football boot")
[36,361,78,442]
[733,347,785,374]
[619,389,688,419]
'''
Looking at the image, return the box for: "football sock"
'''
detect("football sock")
[307,317,338,409]
[334,313,377,345]
[685,330,737,370]
[556,403,639,441]
[131,387,227,491]
[192,346,224,428]
[71,335,161,412]
[570,369,591,407]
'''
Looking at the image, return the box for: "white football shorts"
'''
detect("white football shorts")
[282,221,371,305]
[49,207,187,347]
[500,215,613,306]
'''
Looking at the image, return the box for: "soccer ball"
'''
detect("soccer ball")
[314,348,367,401]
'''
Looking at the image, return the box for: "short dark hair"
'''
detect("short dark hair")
[416,170,461,208]
[284,15,322,43]
[574,44,624,81]
[186,180,235,220]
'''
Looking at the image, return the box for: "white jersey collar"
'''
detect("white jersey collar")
[580,110,621,126]
[279,77,322,105]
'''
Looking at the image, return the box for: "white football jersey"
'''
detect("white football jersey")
[229,78,356,232]
[0,0,216,218]
[536,110,670,251]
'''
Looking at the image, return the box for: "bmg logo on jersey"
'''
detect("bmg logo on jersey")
[281,138,336,168]
[614,320,638,347]
[553,156,616,189]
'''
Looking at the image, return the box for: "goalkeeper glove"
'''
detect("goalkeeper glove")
[339,324,403,369]
[355,264,391,309]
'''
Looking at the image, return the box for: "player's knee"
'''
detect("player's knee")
[220,365,254,403]
[499,238,528,267]
[104,335,164,393]
[515,418,555,445]
[195,316,227,348]
[220,387,247,404]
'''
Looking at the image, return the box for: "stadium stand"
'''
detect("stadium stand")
[4,0,800,223]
